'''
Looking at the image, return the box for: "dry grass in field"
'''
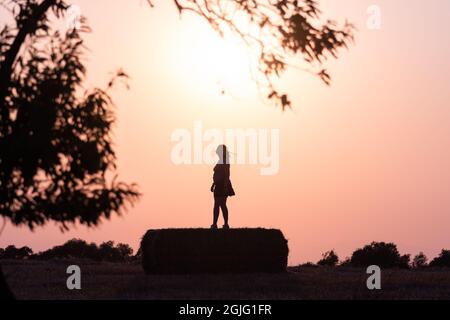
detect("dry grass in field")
[2,260,450,300]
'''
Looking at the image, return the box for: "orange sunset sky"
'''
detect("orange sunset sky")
[1,0,450,264]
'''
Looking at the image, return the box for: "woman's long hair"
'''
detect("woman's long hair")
[217,145,230,164]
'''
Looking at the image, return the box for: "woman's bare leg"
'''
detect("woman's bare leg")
[221,197,229,226]
[212,197,221,227]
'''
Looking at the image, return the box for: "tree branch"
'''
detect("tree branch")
[0,0,59,105]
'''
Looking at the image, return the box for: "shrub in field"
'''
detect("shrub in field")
[340,257,352,267]
[412,252,428,269]
[429,250,450,268]
[34,239,133,262]
[98,241,133,262]
[0,246,33,260]
[317,250,339,267]
[297,262,318,269]
[35,239,98,260]
[349,242,410,269]
[140,228,289,274]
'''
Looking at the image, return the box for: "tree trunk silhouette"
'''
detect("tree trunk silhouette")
[0,1,56,302]
[0,264,14,300]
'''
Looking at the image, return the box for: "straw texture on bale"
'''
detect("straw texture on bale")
[140,228,289,274]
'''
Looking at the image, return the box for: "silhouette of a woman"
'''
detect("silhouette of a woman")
[211,145,235,229]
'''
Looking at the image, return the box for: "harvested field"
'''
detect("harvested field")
[2,260,450,300]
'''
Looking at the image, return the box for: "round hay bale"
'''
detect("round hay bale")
[140,228,289,274]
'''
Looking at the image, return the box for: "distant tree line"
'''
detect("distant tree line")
[310,242,450,269]
[0,239,138,262]
[1,240,450,269]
